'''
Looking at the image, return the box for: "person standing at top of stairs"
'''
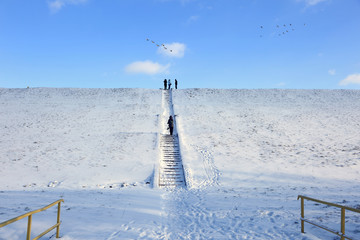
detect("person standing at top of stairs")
[163,79,167,90]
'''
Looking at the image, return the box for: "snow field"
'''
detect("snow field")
[1,88,360,239]
[173,89,360,188]
[172,88,360,239]
[0,88,161,190]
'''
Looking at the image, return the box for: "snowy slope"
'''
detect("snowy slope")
[0,88,161,190]
[173,89,360,188]
[0,88,359,239]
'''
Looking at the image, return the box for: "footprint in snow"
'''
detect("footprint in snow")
[48,180,60,187]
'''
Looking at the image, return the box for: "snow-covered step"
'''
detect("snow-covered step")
[160,178,184,181]
[159,179,184,183]
[159,182,185,185]
[158,133,186,188]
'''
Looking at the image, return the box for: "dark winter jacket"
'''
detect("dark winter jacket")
[168,117,174,128]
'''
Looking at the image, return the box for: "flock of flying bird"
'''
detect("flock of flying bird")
[146,38,173,53]
[259,23,307,37]
[145,23,307,52]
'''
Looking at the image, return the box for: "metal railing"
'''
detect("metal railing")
[298,195,360,240]
[0,199,64,240]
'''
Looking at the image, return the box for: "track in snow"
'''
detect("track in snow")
[159,90,186,188]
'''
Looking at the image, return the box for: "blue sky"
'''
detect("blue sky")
[0,0,360,89]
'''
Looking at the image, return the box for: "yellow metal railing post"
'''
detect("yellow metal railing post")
[56,201,61,238]
[300,196,305,233]
[26,215,32,240]
[341,208,345,240]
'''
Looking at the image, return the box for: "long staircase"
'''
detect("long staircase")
[158,90,186,188]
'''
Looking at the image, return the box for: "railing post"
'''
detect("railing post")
[300,197,305,233]
[27,215,32,240]
[341,208,345,240]
[56,201,61,238]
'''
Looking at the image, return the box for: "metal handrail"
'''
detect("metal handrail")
[0,199,64,240]
[298,195,360,240]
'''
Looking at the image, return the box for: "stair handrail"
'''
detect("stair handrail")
[0,199,64,240]
[298,195,360,240]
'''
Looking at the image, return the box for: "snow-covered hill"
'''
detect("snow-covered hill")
[0,88,359,239]
[0,88,161,190]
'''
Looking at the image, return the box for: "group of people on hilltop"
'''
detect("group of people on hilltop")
[163,79,178,90]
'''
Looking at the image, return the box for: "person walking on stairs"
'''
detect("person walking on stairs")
[167,116,174,135]
[163,79,167,90]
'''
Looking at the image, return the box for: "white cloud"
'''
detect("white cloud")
[339,73,360,86]
[328,69,336,75]
[306,0,327,5]
[48,0,65,12]
[187,15,199,24]
[125,60,170,75]
[297,0,328,6]
[155,0,196,5]
[48,0,88,13]
[157,42,186,58]
[178,0,193,5]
